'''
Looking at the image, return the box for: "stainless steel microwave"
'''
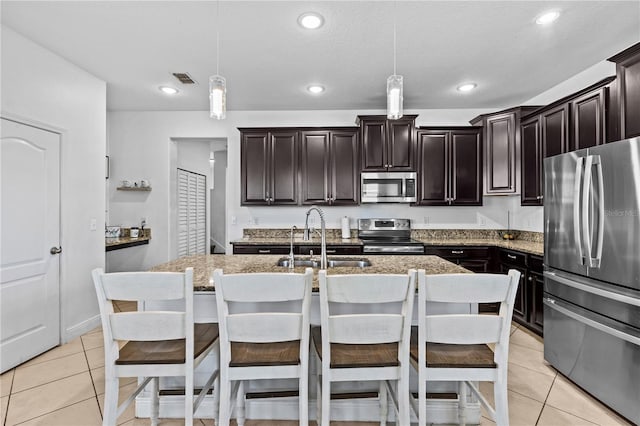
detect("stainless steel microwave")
[361,172,417,203]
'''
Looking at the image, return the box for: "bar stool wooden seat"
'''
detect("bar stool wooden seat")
[92,267,220,426]
[313,270,416,426]
[213,267,313,426]
[410,269,520,426]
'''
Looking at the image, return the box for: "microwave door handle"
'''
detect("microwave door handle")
[582,155,594,265]
[402,178,406,199]
[573,158,585,265]
[591,156,604,268]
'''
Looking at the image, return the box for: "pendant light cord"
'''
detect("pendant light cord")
[393,0,397,76]
[216,0,220,75]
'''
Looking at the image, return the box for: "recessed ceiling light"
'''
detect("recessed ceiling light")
[536,11,560,25]
[307,85,325,94]
[159,86,179,95]
[298,12,324,29]
[457,83,477,92]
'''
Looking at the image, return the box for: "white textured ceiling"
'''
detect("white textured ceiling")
[2,1,639,112]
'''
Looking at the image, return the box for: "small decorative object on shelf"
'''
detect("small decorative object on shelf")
[116,186,151,191]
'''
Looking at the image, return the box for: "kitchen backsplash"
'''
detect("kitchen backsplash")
[243,228,543,243]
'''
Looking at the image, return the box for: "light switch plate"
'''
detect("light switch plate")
[90,218,97,231]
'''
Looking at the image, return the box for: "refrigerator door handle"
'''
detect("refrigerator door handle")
[573,158,585,265]
[590,156,604,268]
[544,270,640,307]
[544,296,640,346]
[582,155,594,265]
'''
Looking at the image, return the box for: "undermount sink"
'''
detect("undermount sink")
[327,258,371,268]
[276,257,371,268]
[276,258,321,268]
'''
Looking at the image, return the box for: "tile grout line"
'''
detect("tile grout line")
[81,331,104,421]
[10,396,98,426]
[3,370,15,426]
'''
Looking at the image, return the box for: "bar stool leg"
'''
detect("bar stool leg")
[379,381,388,426]
[458,381,467,426]
[236,380,246,426]
[150,377,159,426]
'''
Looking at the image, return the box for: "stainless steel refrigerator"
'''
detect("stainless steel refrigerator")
[544,137,640,424]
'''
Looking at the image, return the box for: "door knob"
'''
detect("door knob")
[50,246,62,255]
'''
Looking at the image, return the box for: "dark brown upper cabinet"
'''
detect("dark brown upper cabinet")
[357,115,417,171]
[470,107,539,196]
[415,127,482,206]
[520,116,543,206]
[240,129,298,206]
[609,42,640,139]
[300,128,359,206]
[519,76,615,206]
[571,86,607,150]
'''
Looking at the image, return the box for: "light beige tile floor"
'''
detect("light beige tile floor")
[0,301,633,426]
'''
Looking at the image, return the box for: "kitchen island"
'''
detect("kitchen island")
[140,254,481,423]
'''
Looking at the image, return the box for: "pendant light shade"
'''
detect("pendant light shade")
[387,74,403,119]
[209,75,226,120]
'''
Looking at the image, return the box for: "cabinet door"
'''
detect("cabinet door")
[241,132,270,205]
[521,117,542,206]
[450,130,482,205]
[500,263,527,324]
[301,131,330,205]
[416,131,448,205]
[361,118,387,171]
[528,271,544,335]
[233,244,290,255]
[330,130,359,205]
[387,118,415,170]
[485,112,516,194]
[571,87,606,150]
[270,131,298,205]
[541,104,569,157]
[614,46,640,138]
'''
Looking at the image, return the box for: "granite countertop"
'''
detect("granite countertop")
[149,254,470,291]
[105,235,151,251]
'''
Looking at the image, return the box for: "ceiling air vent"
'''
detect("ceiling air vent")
[172,73,197,84]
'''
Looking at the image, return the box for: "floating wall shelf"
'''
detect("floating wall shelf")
[116,187,152,191]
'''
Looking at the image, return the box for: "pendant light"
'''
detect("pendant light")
[209,0,226,120]
[387,0,403,119]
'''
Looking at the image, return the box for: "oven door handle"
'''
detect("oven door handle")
[544,296,640,346]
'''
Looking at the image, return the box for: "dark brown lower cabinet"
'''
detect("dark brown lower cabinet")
[499,249,543,335]
[232,244,362,256]
[424,246,496,312]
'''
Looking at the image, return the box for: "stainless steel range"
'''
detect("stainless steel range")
[358,218,425,254]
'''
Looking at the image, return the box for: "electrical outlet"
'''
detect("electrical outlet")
[423,216,429,225]
[231,216,237,225]
[90,218,97,231]
[253,217,259,225]
[479,217,486,226]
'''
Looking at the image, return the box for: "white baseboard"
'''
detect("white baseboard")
[63,314,101,343]
[134,394,481,424]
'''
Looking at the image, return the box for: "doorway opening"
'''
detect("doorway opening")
[170,137,227,259]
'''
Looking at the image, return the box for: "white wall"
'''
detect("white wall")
[1,26,106,341]
[211,151,227,253]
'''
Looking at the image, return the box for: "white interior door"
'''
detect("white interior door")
[1,118,61,373]
[177,168,206,257]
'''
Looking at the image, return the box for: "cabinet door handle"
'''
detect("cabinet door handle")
[258,249,271,254]
[528,276,533,281]
[326,249,336,254]
[507,254,517,260]
[451,250,464,254]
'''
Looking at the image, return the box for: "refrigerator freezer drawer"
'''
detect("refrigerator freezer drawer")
[544,269,640,329]
[544,297,640,424]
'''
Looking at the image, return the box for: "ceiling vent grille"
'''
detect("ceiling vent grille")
[172,73,197,84]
